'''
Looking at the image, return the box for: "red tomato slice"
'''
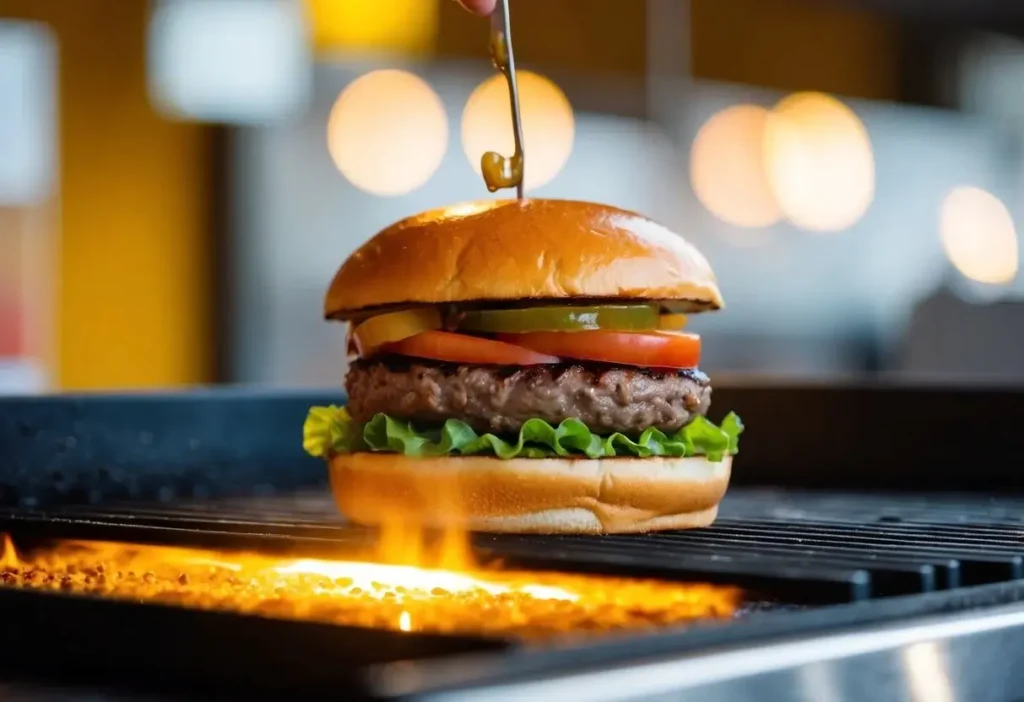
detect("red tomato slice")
[496,330,701,369]
[384,330,561,365]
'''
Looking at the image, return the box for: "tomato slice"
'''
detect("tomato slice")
[384,330,561,365]
[496,331,701,369]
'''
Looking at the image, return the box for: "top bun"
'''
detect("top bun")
[325,199,723,319]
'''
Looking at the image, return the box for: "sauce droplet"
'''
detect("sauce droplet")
[481,150,523,192]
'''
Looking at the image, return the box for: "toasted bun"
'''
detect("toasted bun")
[324,199,723,319]
[328,452,732,534]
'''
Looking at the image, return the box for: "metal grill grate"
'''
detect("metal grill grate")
[3,489,1024,605]
[2,489,1024,699]
[482,490,1024,602]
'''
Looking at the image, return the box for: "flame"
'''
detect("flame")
[0,534,741,640]
[370,478,476,572]
[277,558,575,601]
[0,533,19,570]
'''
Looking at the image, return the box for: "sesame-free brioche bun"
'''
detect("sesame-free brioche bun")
[324,199,723,319]
[328,452,732,534]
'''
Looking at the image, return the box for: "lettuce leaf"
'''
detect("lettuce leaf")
[303,406,743,462]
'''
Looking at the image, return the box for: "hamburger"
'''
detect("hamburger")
[302,199,742,534]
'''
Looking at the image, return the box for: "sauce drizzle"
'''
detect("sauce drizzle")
[482,0,525,198]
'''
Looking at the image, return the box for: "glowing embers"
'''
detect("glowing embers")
[0,535,739,641]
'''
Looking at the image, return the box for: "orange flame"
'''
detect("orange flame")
[372,483,476,571]
[0,533,19,570]
[0,532,740,640]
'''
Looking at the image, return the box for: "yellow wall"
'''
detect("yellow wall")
[0,0,211,389]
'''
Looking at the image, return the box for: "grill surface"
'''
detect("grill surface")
[4,489,1024,700]
[5,386,1024,700]
[6,489,1024,604]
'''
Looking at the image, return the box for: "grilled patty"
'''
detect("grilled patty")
[345,357,711,436]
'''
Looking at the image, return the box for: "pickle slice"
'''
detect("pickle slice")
[352,308,442,357]
[456,304,659,333]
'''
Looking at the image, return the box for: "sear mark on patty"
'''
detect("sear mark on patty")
[345,357,711,436]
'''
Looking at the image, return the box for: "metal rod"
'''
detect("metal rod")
[489,0,525,199]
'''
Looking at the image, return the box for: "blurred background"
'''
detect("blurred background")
[3,0,1024,393]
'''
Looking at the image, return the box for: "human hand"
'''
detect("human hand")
[455,0,496,16]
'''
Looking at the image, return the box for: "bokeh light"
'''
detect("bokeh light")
[939,186,1019,285]
[461,70,574,192]
[764,92,875,233]
[327,69,447,196]
[690,105,782,228]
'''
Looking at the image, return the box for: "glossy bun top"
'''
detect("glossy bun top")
[325,199,723,318]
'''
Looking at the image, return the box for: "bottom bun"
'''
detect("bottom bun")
[328,452,733,535]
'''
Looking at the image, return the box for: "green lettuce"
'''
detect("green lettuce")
[303,406,743,463]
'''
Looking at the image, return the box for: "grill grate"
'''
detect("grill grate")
[482,490,1024,601]
[3,489,1024,604]
[2,489,1024,699]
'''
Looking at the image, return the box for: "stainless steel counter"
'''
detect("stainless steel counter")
[419,601,1024,702]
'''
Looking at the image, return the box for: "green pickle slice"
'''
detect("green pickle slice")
[456,304,660,333]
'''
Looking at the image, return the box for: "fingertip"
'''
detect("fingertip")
[460,0,497,15]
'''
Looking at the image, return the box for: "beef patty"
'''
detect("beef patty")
[345,357,711,436]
